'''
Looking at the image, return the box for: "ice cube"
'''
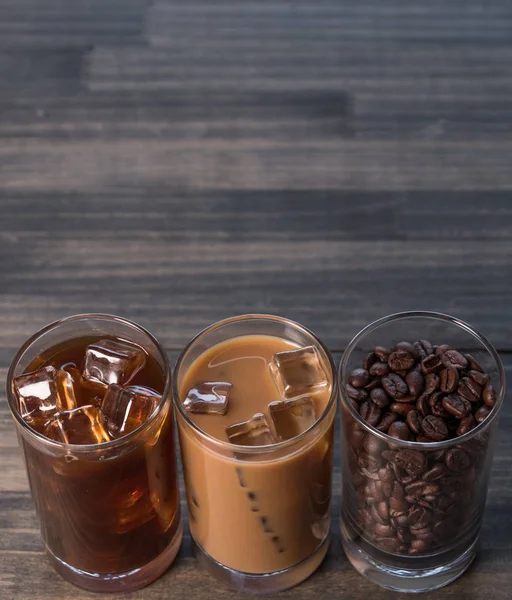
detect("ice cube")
[269,397,316,441]
[43,405,110,444]
[82,339,145,388]
[270,346,328,400]
[101,384,160,438]
[13,366,77,428]
[226,412,276,446]
[183,381,231,415]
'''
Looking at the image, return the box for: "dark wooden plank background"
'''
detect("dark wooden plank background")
[1,1,511,598]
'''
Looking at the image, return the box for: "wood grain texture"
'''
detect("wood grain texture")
[1,0,512,597]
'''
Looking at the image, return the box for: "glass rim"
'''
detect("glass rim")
[172,313,338,455]
[6,313,172,453]
[339,310,506,450]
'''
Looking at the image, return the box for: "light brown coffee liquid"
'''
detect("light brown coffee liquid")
[178,335,334,574]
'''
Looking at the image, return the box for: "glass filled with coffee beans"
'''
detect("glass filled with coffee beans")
[339,311,505,592]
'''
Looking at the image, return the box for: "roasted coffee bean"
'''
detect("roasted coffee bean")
[421,354,443,374]
[458,378,480,403]
[416,435,436,443]
[382,373,408,399]
[442,395,471,419]
[435,344,453,356]
[483,383,497,408]
[414,339,434,359]
[382,450,397,462]
[442,350,468,370]
[388,421,412,441]
[363,434,385,456]
[464,353,484,373]
[388,350,416,372]
[377,537,400,551]
[374,346,392,362]
[395,341,421,361]
[464,377,483,399]
[346,384,368,403]
[364,379,382,392]
[406,410,421,434]
[374,522,395,537]
[424,373,440,394]
[429,393,450,418]
[370,388,391,408]
[366,404,382,427]
[370,504,387,525]
[404,480,426,496]
[377,501,389,521]
[422,416,449,441]
[349,368,371,388]
[395,449,427,477]
[359,400,371,420]
[369,361,390,378]
[440,367,459,393]
[456,414,476,436]
[376,412,397,432]
[363,352,378,371]
[445,448,470,472]
[390,402,416,417]
[406,370,425,396]
[394,394,417,404]
[475,405,491,423]
[416,394,431,417]
[469,370,489,387]
[397,527,412,543]
[423,463,447,482]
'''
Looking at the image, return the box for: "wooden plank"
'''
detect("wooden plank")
[0,354,511,598]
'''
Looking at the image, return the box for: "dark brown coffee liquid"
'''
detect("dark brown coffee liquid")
[20,336,180,574]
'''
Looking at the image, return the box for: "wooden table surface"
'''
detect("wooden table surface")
[1,1,512,598]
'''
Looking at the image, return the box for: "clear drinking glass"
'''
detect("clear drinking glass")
[173,314,338,593]
[339,311,505,592]
[6,314,182,593]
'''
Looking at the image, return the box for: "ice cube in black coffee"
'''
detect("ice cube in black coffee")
[13,365,77,427]
[270,346,328,399]
[183,381,231,415]
[44,405,110,444]
[101,384,160,438]
[269,396,316,440]
[226,413,276,446]
[82,339,145,388]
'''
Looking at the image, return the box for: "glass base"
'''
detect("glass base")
[193,535,329,594]
[46,522,183,593]
[341,521,476,593]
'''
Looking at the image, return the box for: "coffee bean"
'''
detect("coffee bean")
[416,394,431,417]
[483,383,496,408]
[346,384,368,403]
[445,448,470,472]
[406,410,421,434]
[421,354,443,374]
[440,367,459,393]
[464,377,483,399]
[429,393,450,418]
[405,480,426,496]
[456,414,476,436]
[475,405,491,423]
[370,504,387,525]
[364,379,381,392]
[442,350,468,370]
[435,344,453,356]
[374,346,392,362]
[366,403,382,427]
[369,361,390,378]
[416,435,436,443]
[395,449,427,477]
[394,341,420,361]
[377,501,389,521]
[414,339,434,359]
[424,373,440,394]
[359,401,371,421]
[363,352,378,371]
[382,373,408,399]
[469,370,489,387]
[458,378,481,403]
[406,370,425,396]
[388,350,415,373]
[442,395,471,419]
[388,421,412,441]
[375,412,397,432]
[349,368,370,388]
[464,353,484,373]
[370,388,391,408]
[421,416,449,441]
[422,463,447,482]
[390,402,416,417]
[377,537,400,551]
